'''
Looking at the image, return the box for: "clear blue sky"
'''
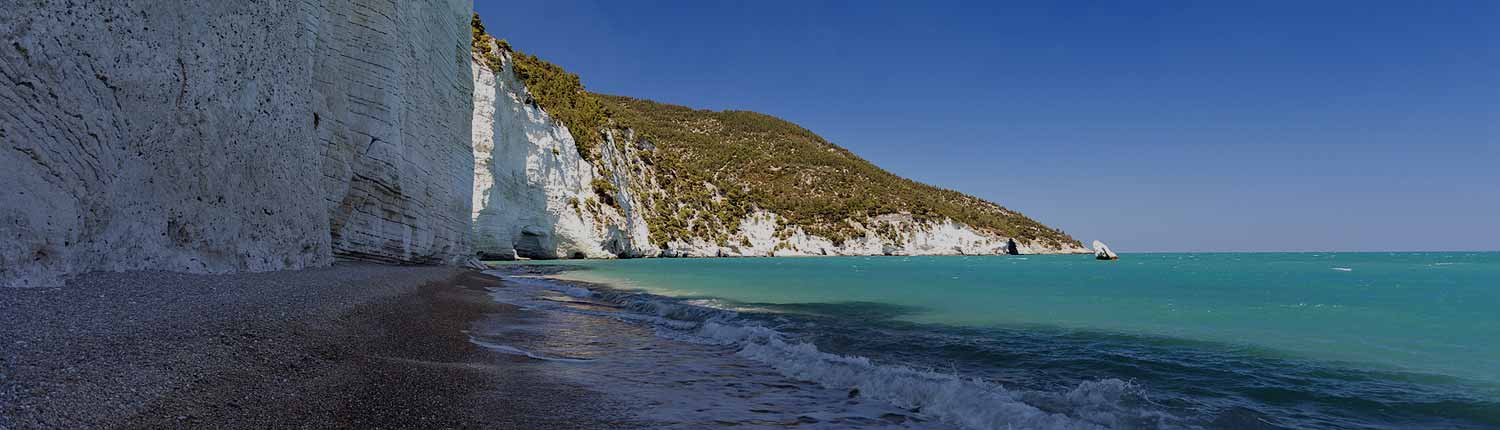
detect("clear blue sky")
[475,1,1498,252]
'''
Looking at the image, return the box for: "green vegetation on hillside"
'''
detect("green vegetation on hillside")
[597,95,1079,248]
[469,14,504,73]
[471,14,609,160]
[591,177,619,208]
[510,53,610,159]
[468,14,1078,249]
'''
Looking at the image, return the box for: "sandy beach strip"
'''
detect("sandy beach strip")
[0,263,635,429]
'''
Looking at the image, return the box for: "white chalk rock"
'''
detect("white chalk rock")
[1,1,475,288]
[1093,240,1119,260]
[469,47,656,261]
[651,210,1088,258]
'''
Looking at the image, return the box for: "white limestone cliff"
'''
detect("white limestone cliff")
[1,1,475,288]
[315,0,476,265]
[658,211,1087,258]
[1093,240,1119,260]
[3,2,1085,288]
[465,49,1083,260]
[469,49,657,260]
[465,41,1085,260]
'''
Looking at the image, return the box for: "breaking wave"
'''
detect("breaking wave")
[482,270,1179,430]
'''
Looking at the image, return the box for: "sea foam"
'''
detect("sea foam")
[482,270,1174,430]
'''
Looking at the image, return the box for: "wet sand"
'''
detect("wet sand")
[0,263,634,429]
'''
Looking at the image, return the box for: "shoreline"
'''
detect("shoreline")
[9,256,1491,429]
[486,248,1093,263]
[483,258,1500,430]
[472,265,965,429]
[0,263,633,429]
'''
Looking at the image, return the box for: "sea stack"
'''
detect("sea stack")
[1093,240,1119,260]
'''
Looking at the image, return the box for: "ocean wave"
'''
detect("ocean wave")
[501,275,593,297]
[469,337,595,362]
[704,321,1122,429]
[486,271,1178,430]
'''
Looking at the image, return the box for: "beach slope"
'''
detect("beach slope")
[0,264,629,429]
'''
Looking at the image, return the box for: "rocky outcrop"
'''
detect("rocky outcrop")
[1,1,474,288]
[469,49,657,260]
[1093,240,1119,260]
[656,211,1086,257]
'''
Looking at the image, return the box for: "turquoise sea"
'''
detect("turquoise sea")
[511,252,1499,429]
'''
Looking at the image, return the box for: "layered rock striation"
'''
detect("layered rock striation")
[313,0,476,265]
[2,5,1086,288]
[1,1,475,288]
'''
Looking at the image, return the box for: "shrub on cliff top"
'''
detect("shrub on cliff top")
[470,14,609,162]
[470,13,504,73]
[470,13,487,50]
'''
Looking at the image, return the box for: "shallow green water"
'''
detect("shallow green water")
[509,252,1500,428]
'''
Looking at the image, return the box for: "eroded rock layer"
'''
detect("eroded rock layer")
[1,1,474,288]
[312,0,475,264]
[469,50,656,260]
[3,4,1087,287]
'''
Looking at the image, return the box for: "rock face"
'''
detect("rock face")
[465,38,1087,260]
[1093,240,1119,260]
[469,50,657,260]
[3,3,1088,287]
[1,1,474,288]
[656,211,1086,258]
[466,47,1086,260]
[313,1,476,264]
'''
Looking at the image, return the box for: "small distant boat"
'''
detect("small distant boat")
[1093,240,1119,260]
